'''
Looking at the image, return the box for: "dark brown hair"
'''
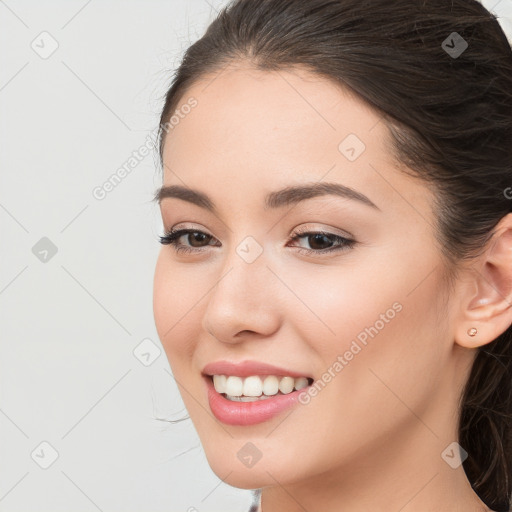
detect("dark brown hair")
[157,0,512,509]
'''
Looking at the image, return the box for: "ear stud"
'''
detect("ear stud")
[467,327,478,337]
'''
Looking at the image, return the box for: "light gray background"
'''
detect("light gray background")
[1,1,511,511]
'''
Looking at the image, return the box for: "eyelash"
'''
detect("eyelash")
[158,227,356,256]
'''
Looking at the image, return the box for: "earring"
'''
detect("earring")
[467,327,478,337]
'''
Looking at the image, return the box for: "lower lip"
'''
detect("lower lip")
[204,376,309,426]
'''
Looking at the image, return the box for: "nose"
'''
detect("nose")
[201,247,282,344]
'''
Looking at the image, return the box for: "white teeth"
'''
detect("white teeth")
[278,376,295,394]
[226,395,273,402]
[225,376,244,397]
[213,375,227,394]
[243,376,263,397]
[294,377,309,390]
[211,374,311,398]
[262,375,279,396]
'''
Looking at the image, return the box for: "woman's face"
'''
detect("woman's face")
[153,63,472,490]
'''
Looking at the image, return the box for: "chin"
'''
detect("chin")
[202,443,304,490]
[209,463,275,490]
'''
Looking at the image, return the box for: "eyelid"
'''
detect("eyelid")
[167,222,215,238]
[291,223,354,240]
[171,222,209,230]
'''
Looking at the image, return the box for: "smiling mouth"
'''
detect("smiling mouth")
[206,374,315,401]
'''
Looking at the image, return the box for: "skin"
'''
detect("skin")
[153,62,512,512]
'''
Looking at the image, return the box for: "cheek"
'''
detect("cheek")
[276,260,407,359]
[286,245,445,365]
[264,271,447,479]
[305,266,447,430]
[152,251,203,364]
[152,251,173,343]
[286,255,448,416]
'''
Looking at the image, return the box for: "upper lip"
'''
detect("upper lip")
[202,360,313,379]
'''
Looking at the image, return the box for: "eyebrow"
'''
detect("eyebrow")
[153,182,380,212]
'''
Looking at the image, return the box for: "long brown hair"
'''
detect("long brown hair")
[156,1,512,509]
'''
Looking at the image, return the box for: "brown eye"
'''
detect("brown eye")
[306,233,335,250]
[289,230,356,255]
[159,228,218,253]
[187,231,212,247]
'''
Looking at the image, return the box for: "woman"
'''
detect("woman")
[152,0,512,510]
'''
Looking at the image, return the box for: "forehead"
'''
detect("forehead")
[164,63,386,163]
[160,63,433,220]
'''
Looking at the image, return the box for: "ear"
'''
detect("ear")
[455,212,512,349]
